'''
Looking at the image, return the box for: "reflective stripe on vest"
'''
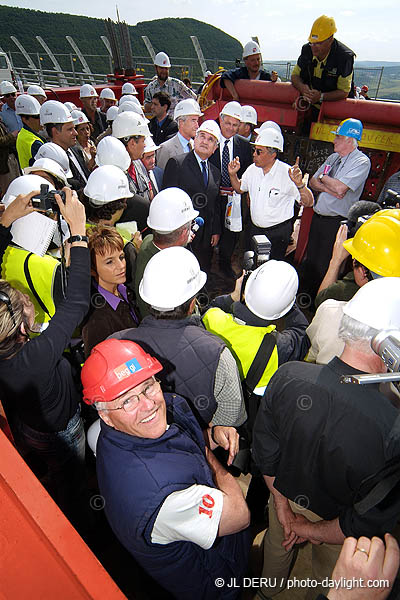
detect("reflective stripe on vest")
[16,127,43,170]
[203,307,279,388]
[1,246,59,323]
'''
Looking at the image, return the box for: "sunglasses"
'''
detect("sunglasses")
[252,148,266,156]
[0,290,16,328]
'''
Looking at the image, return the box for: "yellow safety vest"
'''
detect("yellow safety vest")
[16,127,43,170]
[203,307,279,389]
[1,245,59,323]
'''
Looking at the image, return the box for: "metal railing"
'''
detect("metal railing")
[5,49,398,101]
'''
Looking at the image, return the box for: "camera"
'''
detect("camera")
[32,184,66,213]
[243,235,271,272]
[371,330,400,373]
[380,189,400,210]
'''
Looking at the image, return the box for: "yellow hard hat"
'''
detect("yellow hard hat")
[370,208,400,222]
[343,215,400,277]
[308,15,337,43]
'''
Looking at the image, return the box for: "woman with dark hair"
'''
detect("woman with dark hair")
[82,225,139,357]
[0,188,90,529]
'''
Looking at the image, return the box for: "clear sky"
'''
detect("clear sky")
[2,0,400,62]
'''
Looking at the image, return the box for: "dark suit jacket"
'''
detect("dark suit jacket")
[152,165,164,191]
[149,115,178,146]
[209,134,253,179]
[67,146,90,191]
[162,151,221,249]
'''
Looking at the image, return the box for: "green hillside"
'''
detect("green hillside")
[0,5,242,78]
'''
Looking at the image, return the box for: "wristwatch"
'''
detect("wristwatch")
[68,235,88,244]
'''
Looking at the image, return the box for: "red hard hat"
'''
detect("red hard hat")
[81,339,162,405]
[361,85,369,92]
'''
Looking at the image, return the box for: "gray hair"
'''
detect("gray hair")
[338,313,378,354]
[176,115,188,126]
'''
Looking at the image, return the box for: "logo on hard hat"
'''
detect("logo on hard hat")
[348,128,360,135]
[252,47,257,52]
[114,358,143,381]
[163,60,167,65]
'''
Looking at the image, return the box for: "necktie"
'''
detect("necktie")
[221,139,230,186]
[187,141,192,152]
[201,161,208,187]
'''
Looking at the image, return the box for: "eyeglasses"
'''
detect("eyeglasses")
[0,290,16,328]
[107,378,161,413]
[252,148,266,156]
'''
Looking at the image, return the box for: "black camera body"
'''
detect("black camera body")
[243,235,271,272]
[32,184,66,213]
[381,189,400,210]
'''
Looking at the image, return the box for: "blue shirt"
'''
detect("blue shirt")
[177,131,192,153]
[1,104,22,133]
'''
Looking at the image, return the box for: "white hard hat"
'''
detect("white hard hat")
[220,101,242,121]
[106,105,119,122]
[117,100,144,117]
[139,246,207,311]
[241,105,258,125]
[154,52,171,68]
[83,165,133,206]
[15,94,41,116]
[197,120,220,141]
[119,94,141,106]
[40,100,73,125]
[112,112,150,140]
[27,84,46,98]
[253,127,284,152]
[70,109,89,126]
[245,260,299,320]
[95,136,131,171]
[2,174,55,207]
[243,41,261,58]
[0,80,17,95]
[64,101,77,111]
[80,83,98,98]
[99,87,116,100]
[343,277,400,330]
[254,120,282,135]
[121,82,138,95]
[35,142,72,177]
[143,135,160,154]
[147,187,198,233]
[174,98,203,120]
[24,157,68,186]
[205,70,212,77]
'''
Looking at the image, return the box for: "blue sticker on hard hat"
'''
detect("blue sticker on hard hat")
[114,358,143,381]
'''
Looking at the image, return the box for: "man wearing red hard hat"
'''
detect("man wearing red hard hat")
[82,338,250,599]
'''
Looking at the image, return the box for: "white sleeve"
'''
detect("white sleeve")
[240,165,250,192]
[151,484,224,549]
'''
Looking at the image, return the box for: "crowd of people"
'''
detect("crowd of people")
[1,13,400,600]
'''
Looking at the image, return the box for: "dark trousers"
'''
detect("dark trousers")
[301,212,343,299]
[247,219,292,261]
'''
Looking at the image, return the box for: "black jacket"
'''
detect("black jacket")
[296,39,355,97]
[220,66,271,87]
[148,115,178,146]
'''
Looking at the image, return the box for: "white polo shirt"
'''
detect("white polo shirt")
[241,160,300,228]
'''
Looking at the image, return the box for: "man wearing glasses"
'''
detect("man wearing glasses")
[0,80,22,133]
[228,127,313,259]
[82,339,250,600]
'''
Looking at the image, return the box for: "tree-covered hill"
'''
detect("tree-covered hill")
[0,5,242,78]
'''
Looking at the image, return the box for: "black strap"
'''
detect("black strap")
[23,253,51,318]
[244,332,276,396]
[355,470,400,515]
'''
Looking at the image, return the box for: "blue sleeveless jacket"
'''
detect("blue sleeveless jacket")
[97,393,250,599]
